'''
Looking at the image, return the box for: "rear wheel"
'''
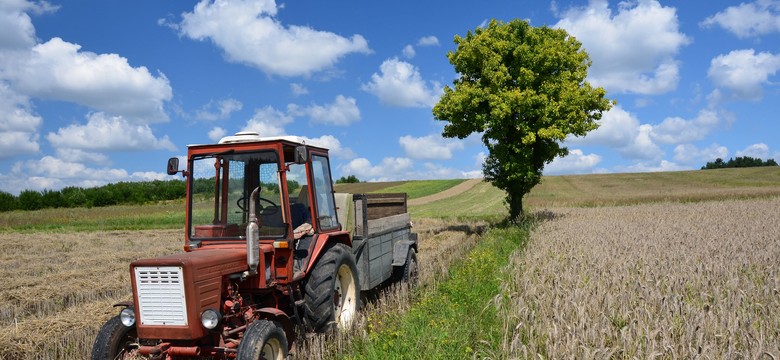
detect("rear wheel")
[303,243,360,332]
[236,320,288,360]
[91,315,137,360]
[401,248,418,284]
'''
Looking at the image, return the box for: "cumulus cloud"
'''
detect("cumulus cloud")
[399,134,464,160]
[570,106,662,160]
[290,83,308,96]
[417,36,440,47]
[178,0,370,77]
[3,156,170,194]
[208,126,227,142]
[708,49,780,101]
[555,0,690,94]
[1,38,172,122]
[287,95,360,126]
[736,143,771,159]
[617,160,687,173]
[241,106,293,137]
[362,58,440,107]
[402,44,415,59]
[0,0,58,49]
[701,0,780,38]
[545,149,602,175]
[673,143,729,165]
[195,98,242,121]
[300,135,355,159]
[46,112,176,152]
[340,157,414,181]
[0,82,41,158]
[650,109,722,144]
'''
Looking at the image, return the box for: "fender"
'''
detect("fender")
[255,307,295,350]
[304,231,351,274]
[391,240,417,266]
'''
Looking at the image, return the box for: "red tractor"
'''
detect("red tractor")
[92,132,418,359]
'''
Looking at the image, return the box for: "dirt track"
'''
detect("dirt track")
[408,178,482,206]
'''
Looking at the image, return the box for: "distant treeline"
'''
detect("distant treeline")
[702,156,778,170]
[0,180,186,212]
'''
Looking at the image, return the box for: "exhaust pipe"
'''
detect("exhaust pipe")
[245,187,260,276]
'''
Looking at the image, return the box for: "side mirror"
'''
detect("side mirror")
[166,157,180,175]
[294,146,308,164]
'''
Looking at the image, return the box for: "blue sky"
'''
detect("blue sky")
[1,0,779,194]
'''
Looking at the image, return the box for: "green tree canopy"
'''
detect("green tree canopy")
[433,19,613,220]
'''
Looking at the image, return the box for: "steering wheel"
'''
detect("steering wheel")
[237,196,279,215]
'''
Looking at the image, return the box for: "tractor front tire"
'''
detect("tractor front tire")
[303,243,360,332]
[91,315,137,360]
[237,320,288,360]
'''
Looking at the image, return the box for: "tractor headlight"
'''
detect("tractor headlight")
[200,309,221,330]
[119,308,136,327]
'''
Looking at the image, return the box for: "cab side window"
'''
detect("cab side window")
[311,155,338,230]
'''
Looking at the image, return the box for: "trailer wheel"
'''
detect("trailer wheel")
[303,243,360,332]
[90,315,137,360]
[401,248,418,285]
[237,320,288,360]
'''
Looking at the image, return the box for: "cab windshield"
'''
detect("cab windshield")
[189,151,285,239]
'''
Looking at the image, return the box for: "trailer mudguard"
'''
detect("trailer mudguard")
[391,238,417,266]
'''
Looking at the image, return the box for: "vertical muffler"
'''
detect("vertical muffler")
[245,187,260,276]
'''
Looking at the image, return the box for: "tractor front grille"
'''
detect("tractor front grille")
[134,266,188,326]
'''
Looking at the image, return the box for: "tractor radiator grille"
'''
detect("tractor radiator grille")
[134,266,188,326]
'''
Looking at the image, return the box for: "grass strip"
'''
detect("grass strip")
[346,224,530,359]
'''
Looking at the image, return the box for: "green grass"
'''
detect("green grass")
[375,179,465,199]
[346,224,530,359]
[0,201,185,233]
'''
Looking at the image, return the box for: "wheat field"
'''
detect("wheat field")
[501,197,780,358]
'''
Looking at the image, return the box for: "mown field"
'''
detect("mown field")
[0,168,778,359]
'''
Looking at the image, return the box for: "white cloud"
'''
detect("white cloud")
[617,160,688,173]
[417,36,440,47]
[402,44,415,59]
[701,0,780,38]
[399,134,464,160]
[673,143,728,165]
[736,143,771,159]
[340,157,413,181]
[650,109,721,144]
[0,0,58,49]
[287,95,360,126]
[300,135,355,159]
[208,126,227,142]
[555,0,690,94]
[2,37,172,122]
[708,49,780,101]
[290,83,308,96]
[46,112,176,152]
[195,98,242,121]
[545,149,602,175]
[570,106,662,160]
[3,156,171,194]
[361,58,440,107]
[0,82,41,158]
[53,148,111,166]
[241,106,293,136]
[179,0,370,77]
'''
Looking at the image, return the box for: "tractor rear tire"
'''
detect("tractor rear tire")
[303,243,360,332]
[236,319,288,360]
[91,315,137,360]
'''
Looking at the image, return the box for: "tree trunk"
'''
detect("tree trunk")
[507,190,524,223]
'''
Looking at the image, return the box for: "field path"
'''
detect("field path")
[408,178,482,206]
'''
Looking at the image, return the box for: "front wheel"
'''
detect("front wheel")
[91,315,137,360]
[236,320,288,360]
[303,243,361,332]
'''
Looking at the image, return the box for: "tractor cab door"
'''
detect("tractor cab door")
[309,153,339,232]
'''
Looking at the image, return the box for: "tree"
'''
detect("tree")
[336,175,360,184]
[433,19,612,220]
